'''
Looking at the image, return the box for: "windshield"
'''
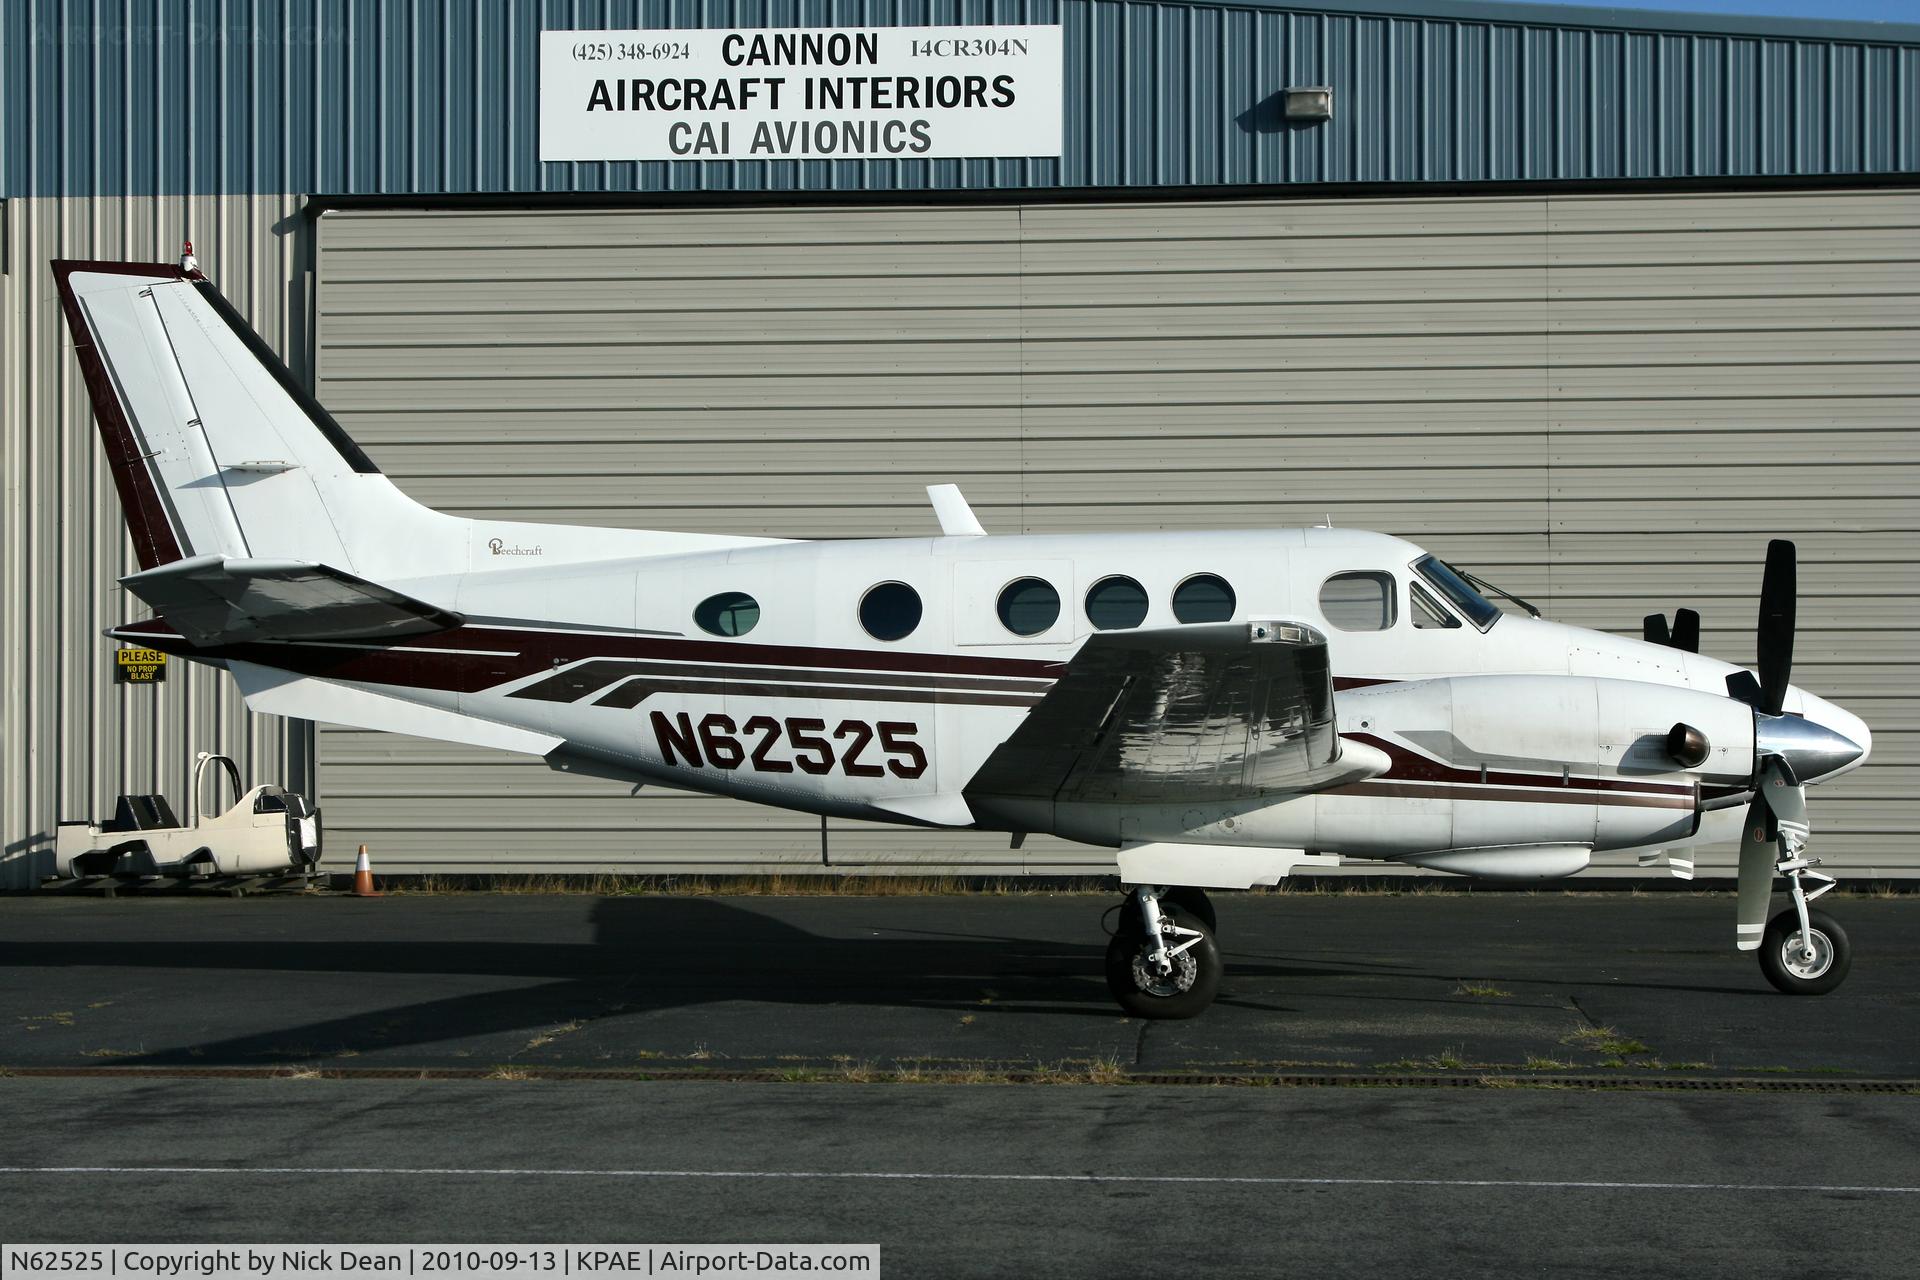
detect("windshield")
[1413,556,1501,630]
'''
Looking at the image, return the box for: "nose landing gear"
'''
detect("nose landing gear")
[1761,848,1851,995]
[1105,885,1222,1019]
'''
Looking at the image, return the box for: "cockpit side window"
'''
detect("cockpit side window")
[1319,572,1398,632]
[1413,555,1501,630]
[1410,582,1461,629]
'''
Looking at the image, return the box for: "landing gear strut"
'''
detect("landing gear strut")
[1761,846,1851,995]
[1104,885,1222,1019]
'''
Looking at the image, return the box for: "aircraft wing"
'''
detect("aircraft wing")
[965,620,1382,812]
[119,553,463,645]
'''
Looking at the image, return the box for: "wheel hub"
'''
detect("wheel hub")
[1130,937,1198,997]
[1780,928,1833,980]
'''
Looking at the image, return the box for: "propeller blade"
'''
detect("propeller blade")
[1735,795,1775,952]
[1672,608,1701,654]
[1756,539,1796,716]
[1643,613,1670,646]
[1726,670,1763,707]
[1757,755,1807,828]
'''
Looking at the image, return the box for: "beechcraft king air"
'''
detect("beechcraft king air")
[56,253,1874,1017]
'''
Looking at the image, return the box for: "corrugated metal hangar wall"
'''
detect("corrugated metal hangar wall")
[3,1,1918,886]
[310,189,1919,877]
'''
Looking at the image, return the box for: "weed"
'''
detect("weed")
[1523,1056,1575,1070]
[486,1066,534,1081]
[959,1015,976,1026]
[1562,1026,1653,1057]
[527,1019,587,1049]
[1453,983,1515,998]
[1020,1055,1128,1085]
[81,1048,135,1059]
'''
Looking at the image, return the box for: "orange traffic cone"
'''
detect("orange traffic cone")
[352,844,381,897]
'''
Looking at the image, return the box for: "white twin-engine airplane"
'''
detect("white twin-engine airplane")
[57,253,1874,1017]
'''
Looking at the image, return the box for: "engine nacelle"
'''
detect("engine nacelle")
[1322,674,1756,858]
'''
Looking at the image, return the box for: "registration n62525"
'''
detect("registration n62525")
[652,712,927,778]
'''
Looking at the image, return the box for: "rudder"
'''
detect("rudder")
[54,259,456,576]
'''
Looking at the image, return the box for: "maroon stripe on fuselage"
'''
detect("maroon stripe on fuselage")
[460,625,1069,680]
[1333,779,1693,810]
[53,261,190,570]
[109,619,1068,695]
[1344,731,1696,798]
[509,657,1054,704]
[594,676,1042,710]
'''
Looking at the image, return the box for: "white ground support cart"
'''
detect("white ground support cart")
[53,752,321,888]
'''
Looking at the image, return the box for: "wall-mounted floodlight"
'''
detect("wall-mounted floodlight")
[1283,86,1333,122]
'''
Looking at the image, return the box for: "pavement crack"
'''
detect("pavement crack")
[1133,1018,1150,1067]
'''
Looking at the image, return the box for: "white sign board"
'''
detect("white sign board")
[540,26,1063,162]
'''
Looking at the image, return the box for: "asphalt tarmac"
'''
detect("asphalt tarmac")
[2,1078,1916,1277]
[3,892,1916,1277]
[1,892,1915,1077]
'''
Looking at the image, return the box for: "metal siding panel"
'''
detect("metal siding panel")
[11,4,1918,198]
[306,187,1918,875]
[0,194,314,890]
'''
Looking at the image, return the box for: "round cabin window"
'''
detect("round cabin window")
[859,581,923,642]
[1084,575,1150,630]
[1171,574,1236,624]
[996,577,1061,636]
[693,591,760,637]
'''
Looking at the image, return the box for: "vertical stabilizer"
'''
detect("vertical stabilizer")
[54,260,461,576]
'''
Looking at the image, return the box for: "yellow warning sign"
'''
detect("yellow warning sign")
[114,647,168,684]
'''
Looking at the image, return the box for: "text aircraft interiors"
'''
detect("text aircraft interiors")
[56,253,1874,1016]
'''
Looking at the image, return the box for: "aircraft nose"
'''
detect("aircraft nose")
[1757,692,1872,782]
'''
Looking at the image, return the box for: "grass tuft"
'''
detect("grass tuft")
[1562,1026,1654,1058]
[1453,982,1515,998]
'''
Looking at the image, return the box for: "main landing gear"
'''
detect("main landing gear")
[1105,885,1223,1019]
[1761,850,1852,995]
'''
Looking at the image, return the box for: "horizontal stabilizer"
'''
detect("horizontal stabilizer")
[120,553,462,645]
[229,661,561,755]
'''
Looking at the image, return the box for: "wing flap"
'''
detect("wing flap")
[120,553,463,644]
[966,620,1379,812]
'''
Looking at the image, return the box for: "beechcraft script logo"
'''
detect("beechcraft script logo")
[488,538,543,557]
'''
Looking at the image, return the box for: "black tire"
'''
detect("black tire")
[1161,886,1218,934]
[1759,907,1851,995]
[1105,913,1222,1019]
